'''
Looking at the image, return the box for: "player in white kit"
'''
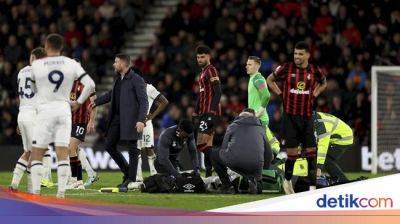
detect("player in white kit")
[29,34,95,198]
[9,48,47,192]
[136,83,168,182]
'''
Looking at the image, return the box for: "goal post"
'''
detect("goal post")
[371,66,400,174]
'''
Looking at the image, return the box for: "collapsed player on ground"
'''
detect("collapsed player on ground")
[9,48,47,192]
[194,45,222,177]
[29,33,95,198]
[136,82,168,182]
[67,76,98,189]
[267,41,327,194]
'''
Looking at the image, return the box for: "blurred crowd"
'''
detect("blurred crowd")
[1,0,400,147]
[135,0,399,146]
[0,0,150,144]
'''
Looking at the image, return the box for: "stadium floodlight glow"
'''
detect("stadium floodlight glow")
[371,66,400,174]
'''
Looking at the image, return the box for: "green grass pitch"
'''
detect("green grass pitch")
[0,171,385,211]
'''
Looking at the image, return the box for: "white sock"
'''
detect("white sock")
[31,160,43,195]
[57,160,70,196]
[148,154,157,175]
[137,155,143,181]
[200,152,206,170]
[27,169,32,193]
[79,149,95,177]
[11,158,28,189]
[42,151,52,181]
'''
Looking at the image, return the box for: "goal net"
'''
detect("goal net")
[371,66,400,174]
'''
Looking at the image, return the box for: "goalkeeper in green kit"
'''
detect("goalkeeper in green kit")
[246,56,280,159]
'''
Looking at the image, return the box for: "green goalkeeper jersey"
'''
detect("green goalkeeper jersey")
[248,72,270,125]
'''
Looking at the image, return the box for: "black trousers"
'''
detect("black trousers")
[211,147,264,187]
[105,116,140,181]
[325,145,349,182]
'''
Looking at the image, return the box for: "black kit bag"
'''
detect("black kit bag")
[141,174,177,193]
[174,173,206,193]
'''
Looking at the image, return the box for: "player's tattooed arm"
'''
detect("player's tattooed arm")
[313,78,327,97]
[87,95,97,134]
[146,94,169,122]
[266,73,282,96]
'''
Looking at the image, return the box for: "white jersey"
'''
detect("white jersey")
[17,65,36,110]
[146,84,160,114]
[31,56,86,106]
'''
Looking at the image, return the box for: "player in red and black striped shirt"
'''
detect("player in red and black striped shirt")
[194,45,222,177]
[267,41,327,194]
[68,80,97,189]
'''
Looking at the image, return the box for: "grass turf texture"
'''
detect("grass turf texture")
[0,171,386,211]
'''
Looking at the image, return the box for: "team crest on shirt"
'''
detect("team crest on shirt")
[70,93,76,100]
[289,81,309,95]
[307,74,311,80]
[172,141,177,147]
[291,73,296,77]
[297,81,306,90]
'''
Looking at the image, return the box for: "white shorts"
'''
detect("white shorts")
[32,102,71,148]
[138,121,154,149]
[17,108,37,152]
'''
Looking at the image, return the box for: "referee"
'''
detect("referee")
[267,41,327,194]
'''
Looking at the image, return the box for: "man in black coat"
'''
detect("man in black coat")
[92,53,148,188]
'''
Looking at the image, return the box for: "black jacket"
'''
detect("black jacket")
[156,125,199,177]
[95,68,148,140]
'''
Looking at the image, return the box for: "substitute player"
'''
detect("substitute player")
[67,78,98,189]
[267,41,327,194]
[194,45,222,177]
[314,112,353,183]
[136,83,168,181]
[246,56,280,156]
[9,47,46,192]
[30,33,95,198]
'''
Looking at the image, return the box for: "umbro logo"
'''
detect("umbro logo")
[183,183,195,192]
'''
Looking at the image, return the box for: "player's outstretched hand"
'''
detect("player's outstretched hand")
[70,101,81,112]
[87,121,95,134]
[136,122,145,133]
[16,126,21,135]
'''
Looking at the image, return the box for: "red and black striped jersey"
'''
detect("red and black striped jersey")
[197,64,221,115]
[70,80,94,124]
[273,62,326,118]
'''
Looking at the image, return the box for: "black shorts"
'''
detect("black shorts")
[196,113,217,134]
[281,112,316,149]
[71,123,87,142]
